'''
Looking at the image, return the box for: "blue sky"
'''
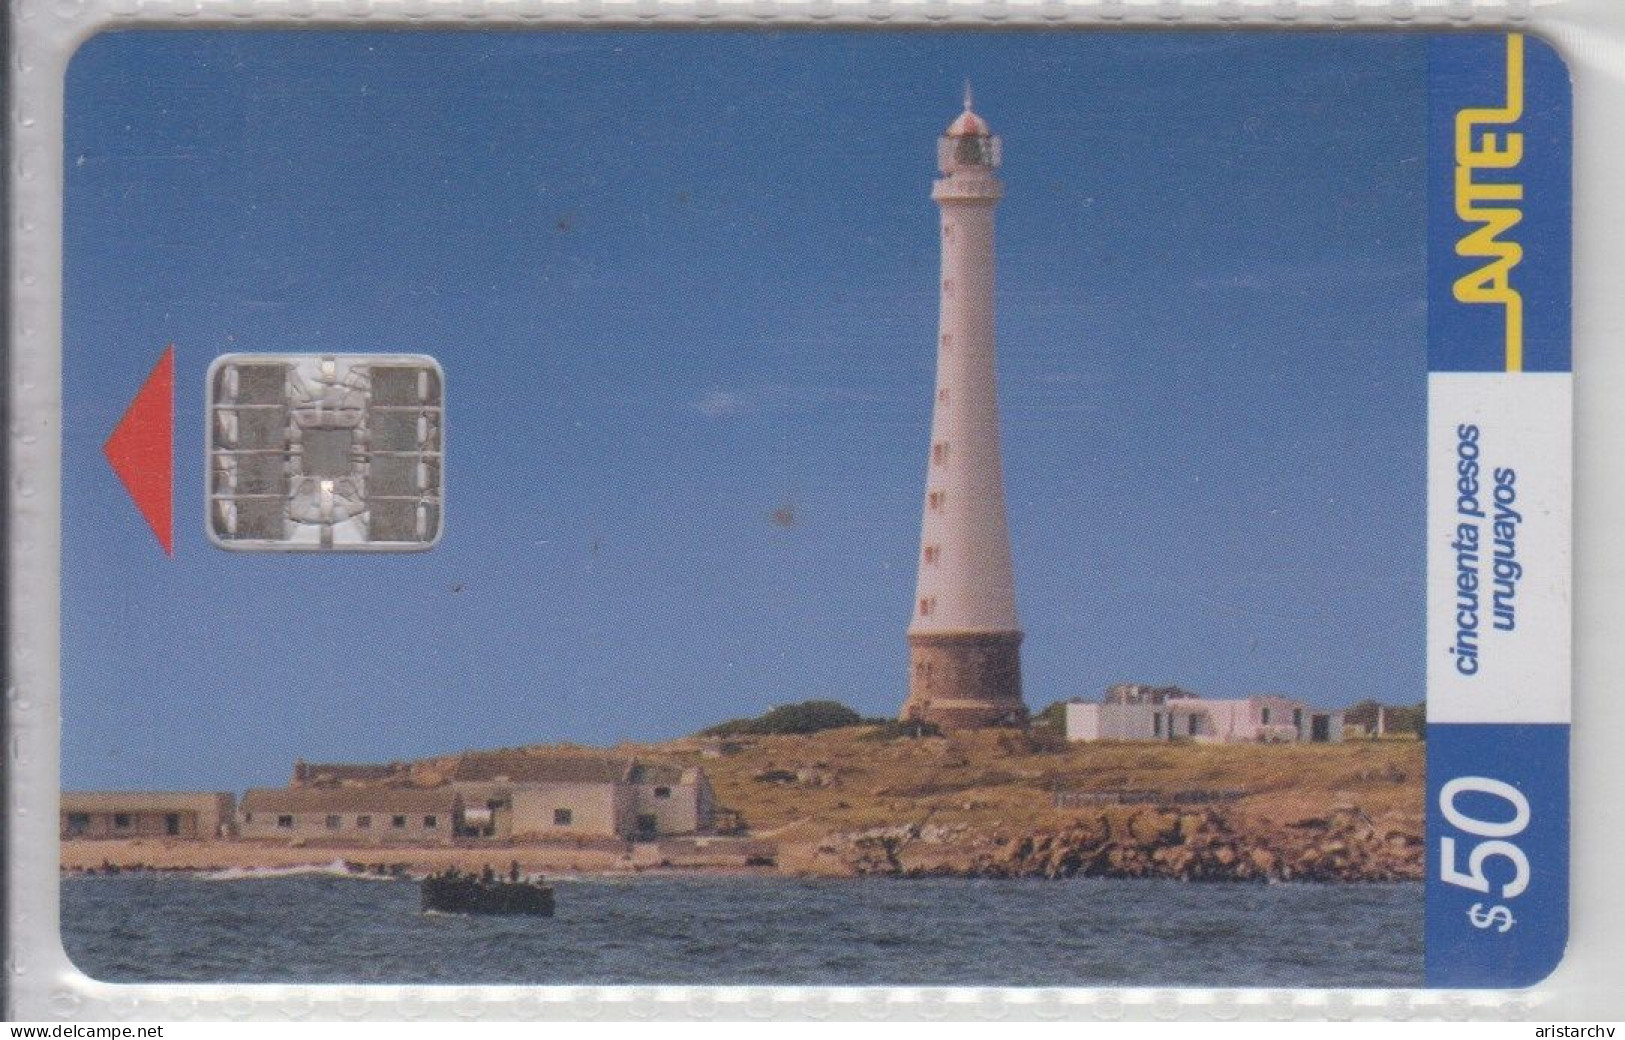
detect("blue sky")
[62,30,1427,791]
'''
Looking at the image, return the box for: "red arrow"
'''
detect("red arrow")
[103,345,175,556]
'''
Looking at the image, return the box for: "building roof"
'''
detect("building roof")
[1104,683,1197,705]
[292,761,409,786]
[946,108,991,138]
[628,763,687,786]
[1200,694,1307,709]
[62,791,234,813]
[946,82,991,138]
[240,787,458,814]
[449,754,633,786]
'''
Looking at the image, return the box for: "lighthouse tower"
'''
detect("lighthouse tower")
[901,88,1028,729]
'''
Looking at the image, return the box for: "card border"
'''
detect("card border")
[10,0,1625,1021]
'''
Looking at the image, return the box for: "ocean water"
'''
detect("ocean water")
[62,871,1421,987]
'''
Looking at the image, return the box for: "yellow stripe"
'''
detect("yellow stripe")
[1451,33,1527,373]
[1505,34,1525,372]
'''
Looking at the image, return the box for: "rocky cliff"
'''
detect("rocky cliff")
[264,725,1426,884]
[803,805,1422,882]
[597,726,1424,883]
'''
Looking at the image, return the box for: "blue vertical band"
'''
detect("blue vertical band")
[1426,34,1571,374]
[1425,724,1569,987]
[1424,32,1572,989]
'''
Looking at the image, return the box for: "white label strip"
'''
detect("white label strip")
[1427,372,1572,724]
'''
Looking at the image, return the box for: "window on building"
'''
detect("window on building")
[1261,707,1272,725]
[918,596,936,618]
[937,387,949,404]
[277,815,294,829]
[554,808,573,827]
[357,815,371,829]
[923,545,941,565]
[932,442,949,465]
[942,223,954,241]
[654,787,671,799]
[325,814,341,830]
[1293,708,1303,729]
[928,490,945,511]
[424,815,437,829]
[243,812,253,824]
[1153,713,1162,737]
[391,815,407,829]
[942,278,955,296]
[66,812,90,834]
[940,333,953,348]
[1189,715,1198,737]
[113,813,131,829]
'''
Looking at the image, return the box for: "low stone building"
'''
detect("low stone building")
[238,787,460,842]
[629,763,716,839]
[1067,693,1344,744]
[450,753,714,840]
[451,754,634,840]
[61,791,237,840]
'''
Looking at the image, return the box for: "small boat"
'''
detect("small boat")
[420,870,555,916]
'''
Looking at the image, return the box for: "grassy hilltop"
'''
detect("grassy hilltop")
[61,708,1424,881]
[597,720,1425,880]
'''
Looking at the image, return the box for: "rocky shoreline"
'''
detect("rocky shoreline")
[805,806,1423,883]
[62,733,1426,884]
[63,804,1422,884]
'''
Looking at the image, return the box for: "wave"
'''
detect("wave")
[196,859,403,882]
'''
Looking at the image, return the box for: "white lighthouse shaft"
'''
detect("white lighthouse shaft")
[901,95,1026,729]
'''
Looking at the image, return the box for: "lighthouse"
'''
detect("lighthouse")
[900,88,1028,729]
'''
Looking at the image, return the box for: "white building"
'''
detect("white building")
[1066,695,1344,744]
[629,762,716,839]
[450,753,715,840]
[901,87,1027,730]
[238,787,460,842]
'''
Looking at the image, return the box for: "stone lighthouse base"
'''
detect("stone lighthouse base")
[902,631,1028,729]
